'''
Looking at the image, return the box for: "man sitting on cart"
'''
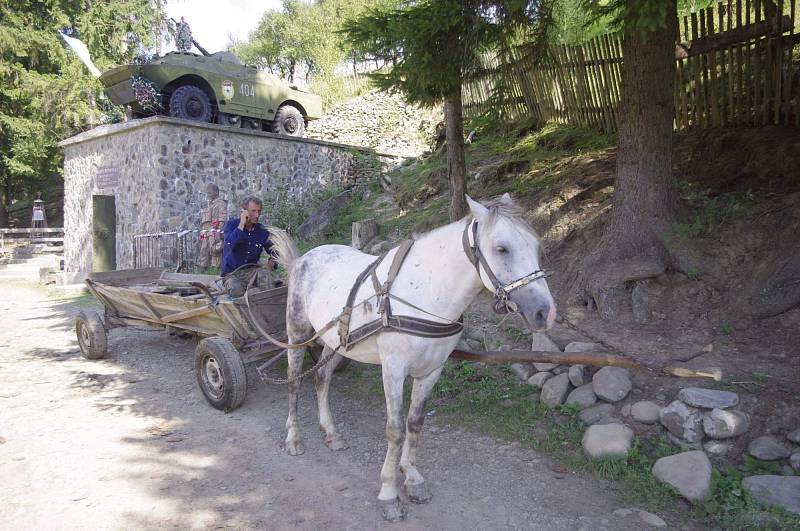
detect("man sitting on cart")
[221,196,277,277]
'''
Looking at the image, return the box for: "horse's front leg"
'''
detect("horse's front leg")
[284,346,306,456]
[314,346,348,450]
[378,357,408,522]
[400,365,443,504]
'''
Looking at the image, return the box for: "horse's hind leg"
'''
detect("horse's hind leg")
[377,357,408,522]
[314,346,348,450]
[400,366,443,504]
[284,345,306,456]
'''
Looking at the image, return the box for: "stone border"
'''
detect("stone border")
[58,116,402,160]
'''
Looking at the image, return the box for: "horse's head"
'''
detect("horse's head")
[466,194,556,332]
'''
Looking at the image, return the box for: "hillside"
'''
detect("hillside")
[298,113,800,524]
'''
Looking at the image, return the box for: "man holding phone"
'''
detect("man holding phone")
[220,196,277,276]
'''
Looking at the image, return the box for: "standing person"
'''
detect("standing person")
[198,183,227,270]
[174,17,192,53]
[221,196,277,277]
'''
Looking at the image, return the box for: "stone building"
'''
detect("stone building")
[60,117,386,273]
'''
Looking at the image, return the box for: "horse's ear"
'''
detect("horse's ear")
[466,195,488,219]
[500,192,513,205]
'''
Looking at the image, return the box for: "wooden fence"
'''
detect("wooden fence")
[462,1,800,132]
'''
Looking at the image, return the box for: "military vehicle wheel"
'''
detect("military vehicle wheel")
[271,104,305,137]
[170,85,212,123]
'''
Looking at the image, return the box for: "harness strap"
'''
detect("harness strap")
[340,251,389,348]
[347,314,464,349]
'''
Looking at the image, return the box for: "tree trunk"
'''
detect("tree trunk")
[604,1,679,262]
[444,95,468,221]
[0,181,8,228]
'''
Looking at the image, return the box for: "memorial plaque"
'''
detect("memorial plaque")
[96,165,120,190]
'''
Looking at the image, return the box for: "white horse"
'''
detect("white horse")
[269,194,555,521]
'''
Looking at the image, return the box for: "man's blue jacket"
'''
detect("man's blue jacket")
[221,218,274,275]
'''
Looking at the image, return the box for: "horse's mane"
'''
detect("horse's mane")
[413,196,539,243]
[482,197,538,238]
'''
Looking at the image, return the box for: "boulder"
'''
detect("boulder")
[351,219,378,250]
[702,408,750,439]
[637,510,667,528]
[678,387,739,409]
[582,424,634,459]
[652,451,712,501]
[790,452,800,471]
[788,428,800,444]
[530,333,560,371]
[592,367,632,403]
[540,373,572,408]
[631,401,662,424]
[527,371,553,389]
[511,363,534,382]
[296,191,351,241]
[742,476,800,515]
[565,383,597,410]
[660,400,705,443]
[748,436,793,461]
[564,341,601,353]
[568,365,588,387]
[703,440,733,457]
[579,403,615,426]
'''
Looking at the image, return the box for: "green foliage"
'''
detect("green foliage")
[261,182,344,234]
[673,181,754,239]
[0,1,167,224]
[341,1,552,106]
[230,0,398,106]
[696,465,800,530]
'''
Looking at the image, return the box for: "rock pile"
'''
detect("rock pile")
[306,90,441,158]
[506,332,800,513]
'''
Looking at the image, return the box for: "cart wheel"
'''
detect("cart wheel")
[195,337,247,412]
[309,346,351,372]
[75,311,107,360]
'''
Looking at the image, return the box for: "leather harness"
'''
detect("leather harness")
[335,218,549,351]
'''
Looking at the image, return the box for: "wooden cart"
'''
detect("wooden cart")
[76,267,290,412]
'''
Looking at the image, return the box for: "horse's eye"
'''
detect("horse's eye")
[496,246,509,254]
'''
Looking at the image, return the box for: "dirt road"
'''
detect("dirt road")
[0,282,669,530]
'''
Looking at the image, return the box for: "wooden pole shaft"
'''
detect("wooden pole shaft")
[449,349,722,381]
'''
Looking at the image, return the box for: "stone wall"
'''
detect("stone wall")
[60,117,388,272]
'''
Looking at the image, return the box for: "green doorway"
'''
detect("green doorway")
[92,195,116,272]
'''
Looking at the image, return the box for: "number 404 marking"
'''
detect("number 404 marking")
[239,83,255,98]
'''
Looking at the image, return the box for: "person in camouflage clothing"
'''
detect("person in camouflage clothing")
[198,183,227,269]
[175,17,192,53]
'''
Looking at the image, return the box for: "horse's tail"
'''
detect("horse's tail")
[267,226,300,274]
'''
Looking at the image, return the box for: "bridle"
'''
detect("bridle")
[461,218,550,314]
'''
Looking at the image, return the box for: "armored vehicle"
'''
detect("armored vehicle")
[99,50,322,137]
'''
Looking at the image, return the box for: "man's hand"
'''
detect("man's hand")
[238,208,248,230]
[267,258,278,271]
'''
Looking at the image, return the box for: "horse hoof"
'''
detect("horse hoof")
[325,434,349,451]
[285,439,305,456]
[378,498,406,522]
[405,482,432,504]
